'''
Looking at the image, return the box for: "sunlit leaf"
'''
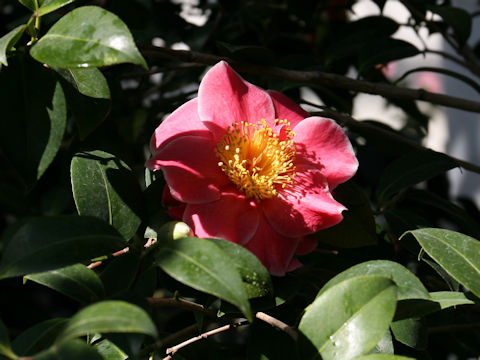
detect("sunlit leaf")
[207,238,272,299]
[155,236,252,321]
[71,150,142,240]
[298,275,397,360]
[94,339,127,360]
[25,264,105,303]
[57,301,157,342]
[36,0,76,16]
[402,228,480,298]
[318,260,430,301]
[30,6,147,69]
[0,216,125,279]
[0,24,26,66]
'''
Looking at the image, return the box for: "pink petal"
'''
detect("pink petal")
[268,90,309,130]
[150,134,229,204]
[162,185,186,220]
[183,188,259,245]
[245,216,300,276]
[148,98,209,153]
[293,116,358,189]
[198,62,275,141]
[296,236,318,255]
[262,167,346,237]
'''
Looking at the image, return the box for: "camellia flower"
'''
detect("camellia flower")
[146,62,358,276]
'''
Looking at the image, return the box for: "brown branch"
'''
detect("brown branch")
[146,297,218,318]
[314,107,480,175]
[255,312,297,340]
[87,247,129,269]
[163,320,249,359]
[142,46,480,113]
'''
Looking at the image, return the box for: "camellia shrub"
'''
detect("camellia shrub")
[1,1,480,359]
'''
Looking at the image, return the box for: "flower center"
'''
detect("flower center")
[215,119,296,201]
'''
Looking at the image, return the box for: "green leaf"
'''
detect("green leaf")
[0,318,16,360]
[390,318,427,350]
[430,291,476,308]
[314,182,377,248]
[57,301,157,342]
[318,260,430,301]
[298,275,397,360]
[18,0,37,11]
[377,150,458,205]
[56,68,111,139]
[155,236,252,321]
[371,331,393,354]
[0,55,67,185]
[12,319,68,356]
[353,355,414,360]
[206,238,272,299]
[427,5,472,46]
[0,216,125,279]
[55,68,109,99]
[32,339,103,360]
[395,291,475,320]
[30,6,147,69]
[25,264,105,303]
[36,0,76,17]
[94,339,127,360]
[402,228,480,298]
[395,67,480,94]
[71,150,142,240]
[0,24,26,66]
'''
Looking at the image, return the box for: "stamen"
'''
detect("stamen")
[215,119,296,201]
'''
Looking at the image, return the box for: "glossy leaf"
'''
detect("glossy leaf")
[155,236,252,321]
[0,24,26,66]
[0,55,67,185]
[94,339,127,360]
[402,228,480,298]
[395,291,475,320]
[377,150,458,205]
[391,318,427,350]
[427,5,471,46]
[30,6,147,69]
[0,318,15,360]
[353,355,414,360]
[55,68,109,99]
[33,339,103,360]
[100,251,139,297]
[25,264,105,303]
[371,331,393,355]
[314,182,377,248]
[207,238,273,299]
[71,150,142,240]
[298,275,397,360]
[56,68,111,139]
[0,216,125,279]
[12,319,68,356]
[57,301,157,342]
[36,0,76,16]
[318,260,430,301]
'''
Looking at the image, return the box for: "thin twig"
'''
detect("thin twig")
[142,46,480,113]
[87,247,129,269]
[255,312,298,340]
[146,297,218,318]
[163,320,249,359]
[424,49,467,68]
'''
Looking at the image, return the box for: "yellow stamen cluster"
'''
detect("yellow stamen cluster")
[215,119,296,201]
